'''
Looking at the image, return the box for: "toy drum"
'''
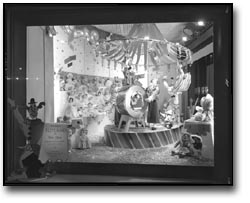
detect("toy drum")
[116,85,147,118]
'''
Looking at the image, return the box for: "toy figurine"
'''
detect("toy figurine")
[26,98,45,120]
[64,97,79,119]
[160,104,174,129]
[145,78,160,130]
[78,128,92,149]
[122,59,136,86]
[162,66,191,96]
[171,133,202,159]
[194,87,214,122]
[8,98,45,178]
[130,91,143,110]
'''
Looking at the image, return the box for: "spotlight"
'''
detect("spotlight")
[144,36,150,40]
[182,36,188,42]
[197,21,205,26]
[16,77,19,80]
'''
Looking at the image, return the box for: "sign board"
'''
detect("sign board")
[39,123,69,163]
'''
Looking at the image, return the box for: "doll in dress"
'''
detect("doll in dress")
[64,97,78,120]
[145,79,160,130]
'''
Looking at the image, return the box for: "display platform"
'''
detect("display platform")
[104,124,182,149]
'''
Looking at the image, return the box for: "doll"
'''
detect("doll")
[122,59,136,86]
[64,97,78,119]
[78,128,92,149]
[160,103,174,129]
[145,79,160,130]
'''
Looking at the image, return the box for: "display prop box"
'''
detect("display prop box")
[39,123,69,163]
[183,119,214,160]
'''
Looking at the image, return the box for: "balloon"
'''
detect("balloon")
[69,25,75,30]
[90,35,95,44]
[83,27,90,38]
[73,30,84,38]
[64,26,72,33]
[90,30,99,41]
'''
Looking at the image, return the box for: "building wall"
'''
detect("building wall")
[26,27,45,121]
[26,26,54,122]
[53,26,124,78]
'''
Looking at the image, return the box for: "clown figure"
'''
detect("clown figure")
[26,98,45,120]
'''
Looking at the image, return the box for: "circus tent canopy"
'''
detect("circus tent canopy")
[61,23,192,69]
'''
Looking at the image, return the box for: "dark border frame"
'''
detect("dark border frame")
[3,3,233,186]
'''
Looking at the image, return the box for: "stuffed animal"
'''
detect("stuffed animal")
[194,93,214,122]
[171,133,203,158]
[194,106,206,121]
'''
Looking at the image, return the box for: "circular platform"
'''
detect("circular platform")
[104,124,182,149]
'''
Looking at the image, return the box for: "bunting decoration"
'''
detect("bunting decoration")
[61,23,192,70]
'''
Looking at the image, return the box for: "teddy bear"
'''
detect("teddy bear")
[171,133,203,159]
[194,93,214,122]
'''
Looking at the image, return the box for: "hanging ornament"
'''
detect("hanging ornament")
[64,25,72,33]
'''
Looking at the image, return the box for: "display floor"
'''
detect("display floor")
[67,145,214,166]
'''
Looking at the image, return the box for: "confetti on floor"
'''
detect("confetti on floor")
[67,145,214,166]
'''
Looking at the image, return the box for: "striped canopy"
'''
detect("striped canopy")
[102,23,192,70]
